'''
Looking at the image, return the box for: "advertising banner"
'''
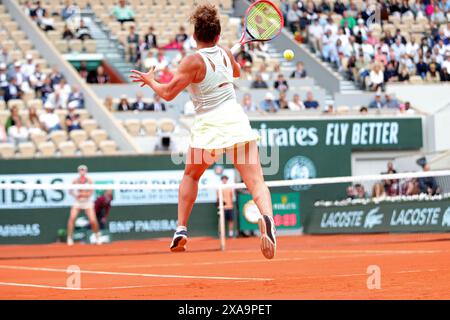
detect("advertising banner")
[0,169,235,209]
[308,199,450,233]
[238,192,301,231]
[250,118,422,151]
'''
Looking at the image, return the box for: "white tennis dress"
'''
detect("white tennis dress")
[188,46,259,150]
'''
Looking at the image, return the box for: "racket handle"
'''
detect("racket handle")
[230,43,241,55]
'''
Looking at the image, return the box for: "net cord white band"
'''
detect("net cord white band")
[1,170,449,191]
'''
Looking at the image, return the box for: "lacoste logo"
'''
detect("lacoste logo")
[364,207,384,229]
[442,207,450,227]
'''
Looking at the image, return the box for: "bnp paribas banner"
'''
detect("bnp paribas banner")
[0,169,235,209]
[307,199,450,234]
[238,192,301,231]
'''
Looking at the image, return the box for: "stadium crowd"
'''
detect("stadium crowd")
[0,48,88,145]
[281,0,450,90]
[346,160,441,201]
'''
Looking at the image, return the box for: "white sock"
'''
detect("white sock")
[176,226,187,233]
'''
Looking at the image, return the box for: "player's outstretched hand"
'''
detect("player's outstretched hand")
[129,66,156,87]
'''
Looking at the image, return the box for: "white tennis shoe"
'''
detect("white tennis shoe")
[170,230,188,252]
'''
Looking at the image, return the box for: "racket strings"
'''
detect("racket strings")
[246,3,282,40]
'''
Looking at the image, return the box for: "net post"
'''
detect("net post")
[218,185,226,251]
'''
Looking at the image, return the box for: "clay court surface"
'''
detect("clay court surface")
[0,233,450,299]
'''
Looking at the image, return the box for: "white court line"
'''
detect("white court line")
[227,249,442,254]
[0,282,148,291]
[0,265,273,282]
[117,251,432,269]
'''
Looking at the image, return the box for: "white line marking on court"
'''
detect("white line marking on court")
[117,252,403,269]
[227,249,441,254]
[0,265,273,282]
[0,282,148,291]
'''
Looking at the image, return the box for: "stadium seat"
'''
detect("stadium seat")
[2,40,14,52]
[22,91,36,103]
[0,143,15,158]
[4,21,18,32]
[124,119,141,136]
[336,105,350,114]
[142,119,158,136]
[37,141,56,157]
[27,99,44,110]
[7,99,25,110]
[69,39,83,53]
[79,140,97,156]
[17,142,36,158]
[99,140,118,155]
[0,110,8,126]
[50,130,68,147]
[158,118,176,133]
[55,109,68,126]
[17,40,34,52]
[83,40,97,53]
[30,131,48,147]
[69,129,88,147]
[75,109,90,121]
[80,119,98,134]
[58,141,77,156]
[11,30,27,42]
[46,30,60,43]
[90,129,108,146]
[55,40,69,53]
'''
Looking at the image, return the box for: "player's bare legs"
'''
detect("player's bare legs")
[66,207,80,246]
[85,208,102,245]
[171,148,216,252]
[85,208,100,233]
[228,141,276,259]
[228,141,273,216]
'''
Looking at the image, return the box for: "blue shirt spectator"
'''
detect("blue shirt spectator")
[368,93,384,109]
[67,85,85,109]
[260,92,279,113]
[303,91,319,109]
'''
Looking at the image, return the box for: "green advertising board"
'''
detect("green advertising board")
[308,199,450,234]
[238,192,301,231]
[247,117,423,231]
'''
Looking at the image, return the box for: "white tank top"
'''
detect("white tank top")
[188,46,236,114]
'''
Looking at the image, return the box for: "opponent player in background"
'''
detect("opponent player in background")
[130,4,276,259]
[66,165,102,246]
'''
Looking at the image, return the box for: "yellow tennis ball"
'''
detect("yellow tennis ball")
[283,49,294,61]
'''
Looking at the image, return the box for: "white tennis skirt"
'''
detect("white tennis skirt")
[190,99,260,150]
[73,198,93,210]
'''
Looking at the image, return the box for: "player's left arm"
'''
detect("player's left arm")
[130,55,200,101]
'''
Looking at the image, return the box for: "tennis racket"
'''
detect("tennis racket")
[230,0,284,55]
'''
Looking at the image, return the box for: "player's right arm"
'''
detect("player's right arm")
[221,46,241,78]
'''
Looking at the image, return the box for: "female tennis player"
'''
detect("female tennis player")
[130,4,276,259]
